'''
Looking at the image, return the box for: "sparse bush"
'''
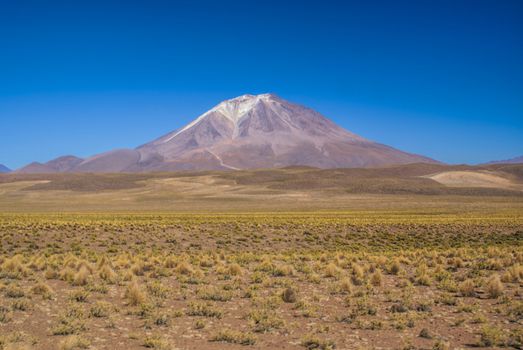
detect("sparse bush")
[186,301,222,318]
[282,287,297,303]
[143,335,171,349]
[459,279,475,297]
[90,301,114,318]
[58,335,90,350]
[479,325,505,347]
[370,269,383,287]
[211,328,256,345]
[300,334,335,350]
[31,281,53,299]
[486,275,504,298]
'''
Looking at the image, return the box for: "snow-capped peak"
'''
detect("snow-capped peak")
[211,93,275,124]
[161,94,277,143]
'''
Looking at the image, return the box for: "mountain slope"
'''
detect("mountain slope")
[0,164,10,173]
[17,94,438,173]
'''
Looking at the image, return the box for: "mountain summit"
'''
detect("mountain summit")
[17,94,437,173]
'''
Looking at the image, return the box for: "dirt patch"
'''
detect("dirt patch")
[428,171,522,190]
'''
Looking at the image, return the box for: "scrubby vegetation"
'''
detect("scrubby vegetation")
[0,212,521,349]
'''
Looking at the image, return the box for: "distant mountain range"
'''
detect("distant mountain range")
[15,94,440,173]
[0,164,10,173]
[484,155,523,165]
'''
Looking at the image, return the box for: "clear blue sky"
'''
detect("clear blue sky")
[1,0,522,169]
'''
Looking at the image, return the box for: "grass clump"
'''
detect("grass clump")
[210,328,256,345]
[143,335,171,349]
[58,335,90,350]
[300,334,336,350]
[486,275,504,298]
[125,280,147,306]
[281,287,297,303]
[186,301,222,318]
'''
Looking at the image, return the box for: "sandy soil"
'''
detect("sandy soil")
[428,171,522,190]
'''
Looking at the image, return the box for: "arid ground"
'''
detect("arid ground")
[0,165,522,350]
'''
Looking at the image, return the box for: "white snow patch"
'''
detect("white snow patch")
[162,94,275,143]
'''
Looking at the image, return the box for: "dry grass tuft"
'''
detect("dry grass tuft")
[282,287,297,303]
[125,280,147,306]
[486,275,504,299]
[58,335,90,350]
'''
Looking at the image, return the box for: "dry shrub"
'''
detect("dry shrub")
[211,328,256,345]
[58,335,90,350]
[301,334,336,350]
[0,255,27,278]
[60,267,76,283]
[125,280,147,306]
[459,279,475,297]
[228,263,243,276]
[72,266,90,286]
[163,256,177,268]
[143,335,171,349]
[31,282,53,299]
[175,261,194,275]
[389,260,402,275]
[324,263,340,278]
[486,275,504,299]
[99,264,117,283]
[281,287,297,303]
[350,263,365,286]
[370,270,383,287]
[501,265,523,283]
[338,277,352,294]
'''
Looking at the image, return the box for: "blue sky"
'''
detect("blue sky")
[1,0,522,169]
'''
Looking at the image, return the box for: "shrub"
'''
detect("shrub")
[72,266,90,286]
[175,261,194,275]
[90,301,114,318]
[479,325,505,347]
[459,279,475,297]
[486,275,504,298]
[333,277,350,294]
[370,270,383,287]
[186,301,222,318]
[419,328,432,339]
[69,290,89,302]
[228,263,243,276]
[248,309,284,332]
[324,263,340,278]
[281,287,297,303]
[52,318,86,335]
[4,285,25,298]
[125,281,147,306]
[31,282,53,299]
[143,335,171,349]
[58,335,90,350]
[389,260,401,275]
[300,334,336,350]
[210,328,256,345]
[98,264,117,283]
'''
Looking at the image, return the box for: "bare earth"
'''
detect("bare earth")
[428,171,523,191]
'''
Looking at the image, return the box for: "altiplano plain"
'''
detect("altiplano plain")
[0,164,522,350]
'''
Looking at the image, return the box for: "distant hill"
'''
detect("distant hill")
[485,155,523,165]
[0,164,10,173]
[16,94,438,173]
[17,156,83,174]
